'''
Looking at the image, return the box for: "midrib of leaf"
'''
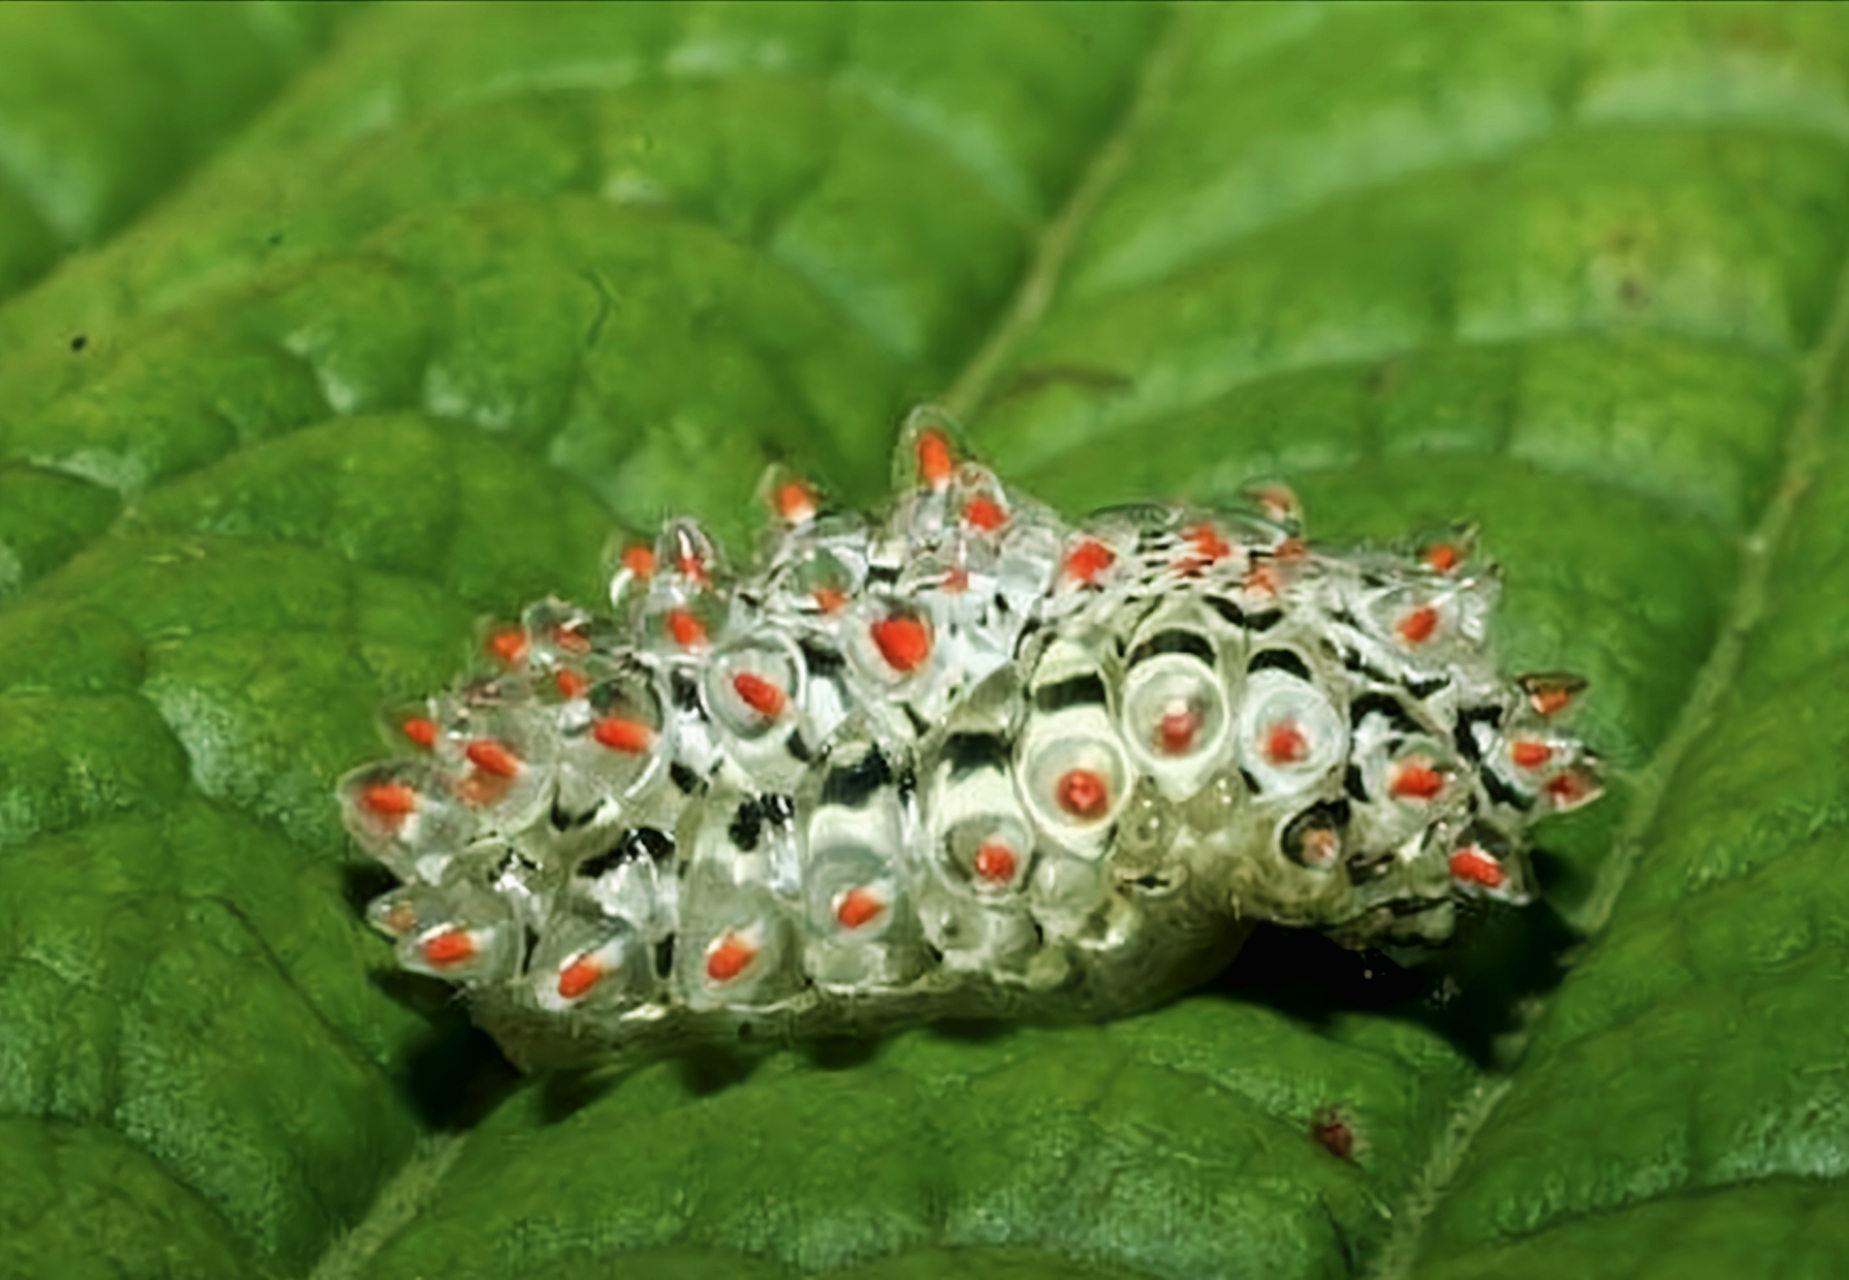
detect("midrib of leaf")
[295,13,1186,1280]
[1362,248,1849,1280]
[940,5,1190,421]
[306,1134,468,1280]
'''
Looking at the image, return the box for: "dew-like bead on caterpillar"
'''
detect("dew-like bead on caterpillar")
[337,407,1602,1072]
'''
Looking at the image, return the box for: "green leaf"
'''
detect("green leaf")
[0,1,366,303]
[1,3,1845,1277]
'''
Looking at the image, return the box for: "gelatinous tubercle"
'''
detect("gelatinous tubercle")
[337,407,1600,1070]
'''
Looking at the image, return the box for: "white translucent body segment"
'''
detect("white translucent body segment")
[530,915,652,1013]
[1016,635,1131,856]
[917,881,1038,976]
[801,801,904,935]
[1016,710,1130,858]
[1446,839,1523,900]
[482,841,561,933]
[796,654,856,747]
[949,464,1012,537]
[991,517,1064,619]
[1028,849,1110,934]
[1538,759,1604,813]
[848,596,938,687]
[703,635,805,741]
[810,859,902,942]
[1236,668,1348,797]
[555,665,669,816]
[701,634,810,791]
[390,885,517,985]
[430,691,560,834]
[765,539,863,625]
[657,517,725,588]
[337,760,477,878]
[675,889,800,1011]
[792,744,925,985]
[801,851,925,989]
[1119,606,1236,802]
[365,883,453,941]
[895,404,963,494]
[1276,801,1350,872]
[1496,731,1561,784]
[757,464,822,529]
[1381,741,1455,806]
[573,839,672,938]
[1361,576,1493,660]
[1236,478,1304,532]
[1046,530,1128,610]
[641,588,727,657]
[520,596,603,672]
[929,762,1035,895]
[1472,723,1603,817]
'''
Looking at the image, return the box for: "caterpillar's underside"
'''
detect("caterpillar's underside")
[338,408,1600,1072]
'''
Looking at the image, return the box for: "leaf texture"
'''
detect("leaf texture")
[0,4,1846,1279]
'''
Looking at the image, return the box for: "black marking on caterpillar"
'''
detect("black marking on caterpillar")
[338,406,1602,1071]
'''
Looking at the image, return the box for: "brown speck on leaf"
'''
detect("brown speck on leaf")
[1311,1109,1357,1161]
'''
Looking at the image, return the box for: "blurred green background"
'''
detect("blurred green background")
[2,3,1849,1278]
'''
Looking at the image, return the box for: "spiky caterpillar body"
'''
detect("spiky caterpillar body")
[338,409,1600,1072]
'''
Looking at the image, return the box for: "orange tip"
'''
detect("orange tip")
[1448,848,1505,889]
[592,717,654,754]
[705,932,758,983]
[1544,767,1602,811]
[973,841,1018,885]
[1397,606,1439,645]
[488,627,529,667]
[1056,768,1110,820]
[464,739,521,779]
[1510,739,1552,770]
[774,480,818,525]
[1063,539,1115,585]
[834,887,887,930]
[1424,543,1460,573]
[1518,672,1587,718]
[1264,721,1309,766]
[963,495,1007,532]
[667,608,708,650]
[421,928,477,968]
[732,671,787,718]
[1157,707,1201,756]
[917,430,955,490]
[1389,761,1445,800]
[556,956,604,1000]
[871,614,931,673]
[362,781,418,820]
[620,545,656,580]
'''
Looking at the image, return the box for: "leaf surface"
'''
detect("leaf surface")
[0,0,362,303]
[1,4,1846,1278]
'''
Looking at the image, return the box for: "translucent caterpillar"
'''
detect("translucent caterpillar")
[338,408,1601,1071]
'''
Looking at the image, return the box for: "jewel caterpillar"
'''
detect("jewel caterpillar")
[338,408,1600,1072]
